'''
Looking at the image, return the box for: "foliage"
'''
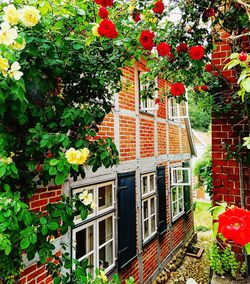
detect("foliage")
[193,145,212,196]
[208,242,247,279]
[188,90,211,132]
[195,225,210,232]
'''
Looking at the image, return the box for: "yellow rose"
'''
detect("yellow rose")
[0,57,9,73]
[0,22,18,46]
[128,5,135,13]
[76,148,89,164]
[19,6,40,27]
[92,24,100,37]
[65,148,78,164]
[100,271,107,282]
[13,38,26,50]
[3,4,19,25]
[8,62,23,81]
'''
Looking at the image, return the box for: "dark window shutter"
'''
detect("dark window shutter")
[157,166,167,235]
[117,171,136,270]
[183,161,191,214]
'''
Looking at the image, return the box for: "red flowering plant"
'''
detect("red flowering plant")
[212,204,250,254]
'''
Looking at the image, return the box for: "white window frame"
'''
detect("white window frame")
[141,173,157,243]
[170,164,190,221]
[72,181,115,274]
[168,93,189,120]
[171,185,184,222]
[171,167,191,186]
[139,72,159,114]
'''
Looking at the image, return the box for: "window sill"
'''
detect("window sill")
[142,232,157,247]
[139,110,155,117]
[172,211,185,223]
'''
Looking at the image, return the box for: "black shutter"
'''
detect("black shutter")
[117,171,137,270]
[183,161,191,214]
[157,166,167,235]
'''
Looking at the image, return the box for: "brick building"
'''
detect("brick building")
[212,32,250,262]
[20,61,195,284]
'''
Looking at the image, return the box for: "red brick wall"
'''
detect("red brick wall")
[142,239,158,282]
[212,32,250,208]
[140,117,155,158]
[169,125,181,154]
[120,115,136,161]
[119,67,136,111]
[158,122,167,155]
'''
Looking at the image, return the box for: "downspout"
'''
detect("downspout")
[238,133,245,208]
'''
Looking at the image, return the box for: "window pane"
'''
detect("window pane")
[99,217,113,246]
[150,198,155,215]
[142,176,148,194]
[178,186,183,198]
[172,187,177,201]
[151,215,156,233]
[177,170,183,183]
[149,174,155,192]
[179,199,184,212]
[98,184,113,211]
[173,202,178,217]
[99,241,113,270]
[85,254,94,274]
[144,220,149,239]
[143,200,148,219]
[76,225,93,260]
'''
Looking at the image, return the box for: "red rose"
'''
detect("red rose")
[153,0,164,14]
[98,7,109,18]
[205,63,213,72]
[189,45,205,60]
[94,0,113,7]
[239,52,248,62]
[157,42,171,57]
[203,8,215,20]
[176,43,188,53]
[218,207,250,246]
[167,53,176,63]
[170,83,185,96]
[140,30,155,51]
[201,85,209,91]
[155,98,160,104]
[98,19,118,38]
[132,11,141,23]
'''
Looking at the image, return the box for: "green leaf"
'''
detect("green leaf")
[48,222,59,231]
[245,243,250,255]
[5,245,11,255]
[55,173,65,185]
[42,225,48,235]
[80,208,88,221]
[213,222,219,238]
[49,159,59,166]
[241,78,250,92]
[49,167,57,176]
[40,217,47,225]
[0,166,6,178]
[20,237,30,250]
[53,276,61,284]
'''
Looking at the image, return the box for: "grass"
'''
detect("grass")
[194,200,213,231]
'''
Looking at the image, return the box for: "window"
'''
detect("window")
[170,165,191,221]
[72,181,115,273]
[141,173,157,243]
[168,97,188,120]
[139,71,158,115]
